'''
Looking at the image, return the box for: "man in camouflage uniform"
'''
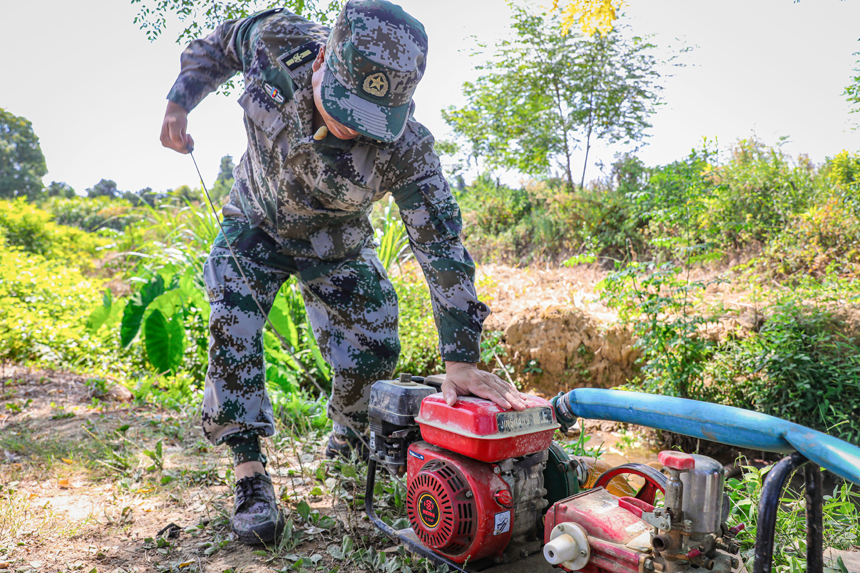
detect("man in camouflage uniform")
[160,0,526,544]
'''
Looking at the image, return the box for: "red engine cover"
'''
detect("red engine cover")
[407,441,514,564]
[415,394,558,462]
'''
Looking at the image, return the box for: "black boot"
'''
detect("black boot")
[324,433,369,461]
[232,472,285,544]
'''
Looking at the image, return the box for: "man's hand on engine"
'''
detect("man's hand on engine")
[160,101,194,153]
[442,361,527,411]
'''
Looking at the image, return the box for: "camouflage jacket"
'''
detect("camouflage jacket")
[167,8,489,363]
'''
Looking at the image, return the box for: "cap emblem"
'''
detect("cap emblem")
[363,72,389,98]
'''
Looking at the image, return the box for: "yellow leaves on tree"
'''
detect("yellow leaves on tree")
[553,0,624,36]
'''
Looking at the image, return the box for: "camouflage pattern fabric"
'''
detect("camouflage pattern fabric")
[203,216,399,442]
[168,2,490,442]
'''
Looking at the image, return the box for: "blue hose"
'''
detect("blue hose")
[560,388,860,486]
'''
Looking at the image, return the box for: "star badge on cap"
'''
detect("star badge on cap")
[363,72,389,98]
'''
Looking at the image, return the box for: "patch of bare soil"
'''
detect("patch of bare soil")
[476,263,638,394]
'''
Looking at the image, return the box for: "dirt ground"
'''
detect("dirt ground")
[0,363,670,573]
[0,366,408,573]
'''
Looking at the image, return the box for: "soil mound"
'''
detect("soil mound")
[478,264,639,394]
[503,305,640,394]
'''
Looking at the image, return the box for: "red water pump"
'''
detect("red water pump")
[366,374,742,572]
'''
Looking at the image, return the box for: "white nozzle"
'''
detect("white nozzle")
[545,522,590,570]
[544,533,577,565]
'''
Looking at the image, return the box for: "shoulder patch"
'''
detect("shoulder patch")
[278,41,322,71]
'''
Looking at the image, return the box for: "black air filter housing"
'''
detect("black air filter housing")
[369,375,437,475]
[368,377,436,426]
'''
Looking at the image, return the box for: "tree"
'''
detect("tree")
[0,108,48,200]
[171,184,202,204]
[46,181,76,198]
[120,187,160,207]
[139,187,163,206]
[209,155,235,205]
[87,179,121,199]
[443,4,664,191]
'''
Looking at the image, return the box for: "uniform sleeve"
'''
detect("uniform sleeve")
[166,9,280,111]
[389,130,490,363]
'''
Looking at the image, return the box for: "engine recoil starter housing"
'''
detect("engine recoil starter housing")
[405,393,559,564]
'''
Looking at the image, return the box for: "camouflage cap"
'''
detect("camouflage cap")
[321,0,428,142]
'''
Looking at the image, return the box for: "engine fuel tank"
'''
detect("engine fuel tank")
[415,394,559,463]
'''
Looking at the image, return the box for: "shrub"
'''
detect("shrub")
[40,195,138,232]
[824,149,860,218]
[698,138,816,247]
[457,174,532,237]
[707,299,860,444]
[0,198,107,264]
[458,173,646,264]
[0,243,122,373]
[636,138,818,254]
[763,197,860,279]
[391,265,443,377]
[599,259,723,398]
[633,143,715,252]
[572,185,647,261]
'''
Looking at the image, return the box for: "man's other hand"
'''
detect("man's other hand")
[160,101,194,153]
[441,361,527,411]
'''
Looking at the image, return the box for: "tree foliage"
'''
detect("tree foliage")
[87,179,122,199]
[443,4,664,190]
[170,184,202,204]
[46,181,75,198]
[209,155,236,205]
[553,0,624,36]
[845,49,860,126]
[0,108,47,200]
[131,0,344,44]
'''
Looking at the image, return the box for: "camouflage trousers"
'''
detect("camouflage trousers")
[201,216,400,454]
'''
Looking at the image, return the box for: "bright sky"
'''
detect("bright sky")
[1,0,858,195]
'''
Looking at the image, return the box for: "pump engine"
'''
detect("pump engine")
[367,374,742,571]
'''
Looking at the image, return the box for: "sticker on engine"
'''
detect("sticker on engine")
[493,511,511,535]
[408,449,424,461]
[418,493,440,528]
[496,407,554,434]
